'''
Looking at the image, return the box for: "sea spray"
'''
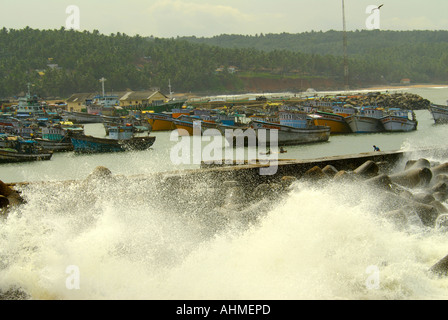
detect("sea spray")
[2,171,448,299]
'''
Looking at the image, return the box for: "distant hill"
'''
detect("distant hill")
[0,28,447,98]
[181,30,448,84]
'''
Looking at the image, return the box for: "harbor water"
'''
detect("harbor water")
[2,86,448,300]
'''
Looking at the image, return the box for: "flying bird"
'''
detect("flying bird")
[372,4,384,12]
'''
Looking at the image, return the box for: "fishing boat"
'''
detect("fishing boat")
[332,104,357,118]
[145,113,176,131]
[0,135,53,163]
[33,122,83,152]
[429,104,448,124]
[250,120,331,146]
[172,116,201,136]
[70,125,156,153]
[102,115,151,135]
[381,108,417,132]
[62,111,103,124]
[345,107,385,133]
[308,110,352,134]
[15,84,46,118]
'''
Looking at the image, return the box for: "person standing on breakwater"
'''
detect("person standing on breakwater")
[373,145,380,152]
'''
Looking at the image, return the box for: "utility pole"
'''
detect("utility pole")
[342,0,349,91]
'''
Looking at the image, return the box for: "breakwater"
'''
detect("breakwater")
[3,146,448,300]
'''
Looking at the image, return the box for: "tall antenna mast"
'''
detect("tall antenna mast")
[342,0,349,91]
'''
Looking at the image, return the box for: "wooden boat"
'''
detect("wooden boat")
[62,111,103,124]
[70,125,156,153]
[102,115,151,135]
[0,135,53,163]
[33,122,84,152]
[172,117,197,136]
[381,108,417,132]
[309,111,352,134]
[145,113,176,131]
[332,104,357,118]
[345,107,385,133]
[429,104,448,124]
[15,85,46,118]
[250,120,330,146]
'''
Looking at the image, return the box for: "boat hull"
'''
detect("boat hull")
[311,112,352,134]
[0,149,53,163]
[147,118,176,131]
[63,111,103,124]
[70,134,156,153]
[34,138,74,152]
[251,121,330,146]
[429,105,448,124]
[381,116,417,132]
[346,116,384,133]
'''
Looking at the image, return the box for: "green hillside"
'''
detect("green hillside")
[0,28,447,98]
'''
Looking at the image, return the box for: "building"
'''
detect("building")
[400,78,411,85]
[119,90,168,108]
[66,93,98,112]
[66,90,169,112]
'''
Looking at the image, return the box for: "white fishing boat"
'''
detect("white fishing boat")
[62,111,103,124]
[381,108,417,132]
[429,104,448,124]
[250,120,330,146]
[345,107,385,133]
[15,84,46,118]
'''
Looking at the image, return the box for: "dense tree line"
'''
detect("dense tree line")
[1,28,447,98]
[182,30,448,85]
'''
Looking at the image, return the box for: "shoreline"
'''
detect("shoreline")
[357,84,448,91]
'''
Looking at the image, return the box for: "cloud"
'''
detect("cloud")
[145,0,257,37]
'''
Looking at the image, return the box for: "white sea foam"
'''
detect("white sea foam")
[1,173,448,300]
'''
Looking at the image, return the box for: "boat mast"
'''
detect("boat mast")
[169,79,173,100]
[100,77,107,98]
[342,0,349,91]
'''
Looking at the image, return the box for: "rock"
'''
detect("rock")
[333,170,355,182]
[0,180,15,197]
[302,166,327,180]
[433,191,448,202]
[389,167,433,188]
[364,174,392,190]
[430,182,448,194]
[86,166,113,181]
[434,174,448,185]
[405,158,431,171]
[383,209,408,230]
[322,165,339,177]
[412,193,436,205]
[435,214,448,231]
[431,163,448,177]
[354,160,379,178]
[0,195,9,210]
[430,201,448,214]
[429,254,448,277]
[410,202,440,228]
[280,176,297,189]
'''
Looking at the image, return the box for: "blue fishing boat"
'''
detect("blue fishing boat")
[0,134,53,163]
[34,122,84,152]
[70,125,156,153]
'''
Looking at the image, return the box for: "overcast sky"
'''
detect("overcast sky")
[1,0,447,37]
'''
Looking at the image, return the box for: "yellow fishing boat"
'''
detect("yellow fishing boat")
[146,113,176,131]
[310,111,352,134]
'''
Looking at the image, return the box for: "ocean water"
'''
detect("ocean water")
[2,86,448,300]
